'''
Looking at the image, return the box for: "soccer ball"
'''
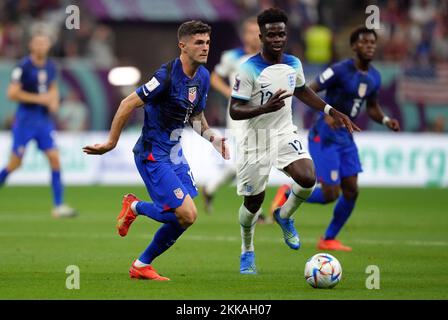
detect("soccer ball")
[304,253,342,289]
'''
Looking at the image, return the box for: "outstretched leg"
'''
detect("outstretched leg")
[273,158,316,250]
[318,175,358,252]
[0,153,22,186]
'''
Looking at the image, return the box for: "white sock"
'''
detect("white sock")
[134,259,150,267]
[239,204,261,253]
[279,182,315,219]
[131,201,139,215]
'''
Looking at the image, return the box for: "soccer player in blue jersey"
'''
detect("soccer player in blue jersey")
[230,8,360,274]
[271,26,400,251]
[0,32,76,218]
[83,21,229,281]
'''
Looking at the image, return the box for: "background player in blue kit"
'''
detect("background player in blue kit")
[0,32,76,218]
[83,21,229,281]
[271,26,400,251]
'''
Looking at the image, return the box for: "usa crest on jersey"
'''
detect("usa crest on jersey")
[358,83,367,98]
[188,87,197,103]
[174,188,184,199]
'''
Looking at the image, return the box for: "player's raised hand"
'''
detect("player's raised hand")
[82,141,116,155]
[261,89,292,114]
[385,118,400,132]
[329,109,361,134]
[211,137,230,160]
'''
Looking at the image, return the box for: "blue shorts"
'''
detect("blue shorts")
[134,155,198,211]
[12,122,56,157]
[308,136,362,185]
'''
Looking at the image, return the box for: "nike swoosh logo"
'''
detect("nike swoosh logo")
[142,86,149,96]
[261,83,271,88]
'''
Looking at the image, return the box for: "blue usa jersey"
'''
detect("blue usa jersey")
[11,56,57,126]
[133,58,210,162]
[310,58,381,144]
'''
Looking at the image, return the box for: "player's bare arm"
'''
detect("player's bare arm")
[46,82,59,113]
[366,96,400,132]
[210,71,232,99]
[189,111,230,160]
[294,85,361,134]
[7,81,53,107]
[307,80,339,129]
[229,89,292,120]
[83,92,144,155]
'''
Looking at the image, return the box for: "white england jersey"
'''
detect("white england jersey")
[231,53,306,137]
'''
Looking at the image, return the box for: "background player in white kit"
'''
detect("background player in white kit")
[230,8,360,274]
[202,17,262,217]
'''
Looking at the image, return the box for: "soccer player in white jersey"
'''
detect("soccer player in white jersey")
[230,8,360,274]
[202,17,261,215]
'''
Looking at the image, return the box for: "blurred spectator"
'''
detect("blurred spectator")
[57,89,89,131]
[304,23,333,65]
[87,25,116,68]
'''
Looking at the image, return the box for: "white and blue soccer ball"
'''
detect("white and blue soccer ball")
[304,253,342,289]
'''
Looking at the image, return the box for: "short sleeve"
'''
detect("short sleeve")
[231,64,253,101]
[214,50,236,78]
[295,61,306,88]
[315,65,340,91]
[10,66,23,84]
[135,66,168,103]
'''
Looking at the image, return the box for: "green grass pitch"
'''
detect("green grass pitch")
[0,185,447,299]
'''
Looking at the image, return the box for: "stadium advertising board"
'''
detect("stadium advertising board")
[0,131,447,187]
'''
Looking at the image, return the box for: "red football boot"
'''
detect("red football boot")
[129,261,170,281]
[116,194,139,237]
[317,237,352,252]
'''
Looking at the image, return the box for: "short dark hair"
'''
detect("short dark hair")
[177,20,211,41]
[257,7,288,30]
[350,26,378,45]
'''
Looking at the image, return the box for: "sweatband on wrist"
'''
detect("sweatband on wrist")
[324,104,333,115]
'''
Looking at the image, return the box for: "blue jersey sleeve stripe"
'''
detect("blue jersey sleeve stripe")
[231,94,250,101]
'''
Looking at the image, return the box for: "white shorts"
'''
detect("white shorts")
[236,131,312,196]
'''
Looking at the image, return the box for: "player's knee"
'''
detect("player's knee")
[243,201,262,214]
[293,173,316,189]
[323,188,340,203]
[8,160,22,172]
[342,187,359,201]
[178,207,197,228]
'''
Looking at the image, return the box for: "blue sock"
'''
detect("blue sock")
[51,170,63,206]
[306,187,326,204]
[136,201,178,224]
[139,221,186,264]
[324,196,356,240]
[0,168,9,185]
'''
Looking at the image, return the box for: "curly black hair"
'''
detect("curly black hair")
[257,7,288,30]
[350,26,378,45]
